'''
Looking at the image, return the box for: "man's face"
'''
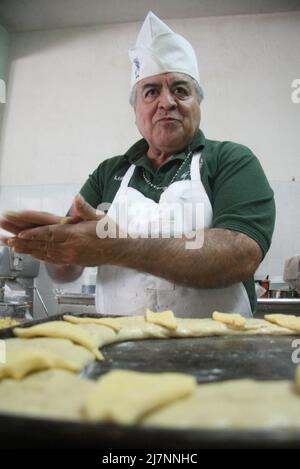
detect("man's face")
[134,72,201,155]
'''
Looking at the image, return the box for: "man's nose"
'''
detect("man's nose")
[158,89,177,109]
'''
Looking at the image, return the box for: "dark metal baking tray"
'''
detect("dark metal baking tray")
[0,313,300,449]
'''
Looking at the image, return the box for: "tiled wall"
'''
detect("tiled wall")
[0,183,81,215]
[0,180,299,317]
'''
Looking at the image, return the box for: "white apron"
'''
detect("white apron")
[96,152,252,318]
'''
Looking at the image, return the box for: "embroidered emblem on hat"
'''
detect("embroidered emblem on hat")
[133,57,140,79]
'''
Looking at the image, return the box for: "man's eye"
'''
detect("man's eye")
[174,87,189,96]
[145,89,158,98]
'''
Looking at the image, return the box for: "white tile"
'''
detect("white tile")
[0,186,21,211]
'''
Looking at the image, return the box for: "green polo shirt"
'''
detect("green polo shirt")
[80,129,275,313]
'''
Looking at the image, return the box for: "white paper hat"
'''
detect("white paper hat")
[129,12,202,102]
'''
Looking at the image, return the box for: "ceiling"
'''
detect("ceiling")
[0,0,300,33]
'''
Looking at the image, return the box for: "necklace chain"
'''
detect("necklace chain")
[142,149,193,192]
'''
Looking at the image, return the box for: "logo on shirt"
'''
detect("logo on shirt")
[114,175,124,182]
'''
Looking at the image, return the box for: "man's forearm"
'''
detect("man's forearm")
[106,228,262,289]
[45,263,84,283]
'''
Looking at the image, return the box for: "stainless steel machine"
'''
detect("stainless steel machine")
[0,244,40,319]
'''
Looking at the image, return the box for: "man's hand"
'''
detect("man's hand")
[0,210,65,238]
[0,195,106,281]
[0,194,99,237]
[7,219,106,266]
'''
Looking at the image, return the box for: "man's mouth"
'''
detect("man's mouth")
[156,117,181,123]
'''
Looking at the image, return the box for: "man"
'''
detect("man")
[0,12,275,317]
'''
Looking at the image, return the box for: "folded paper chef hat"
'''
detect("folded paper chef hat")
[129,11,202,103]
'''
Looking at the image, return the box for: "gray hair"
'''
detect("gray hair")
[130,77,204,107]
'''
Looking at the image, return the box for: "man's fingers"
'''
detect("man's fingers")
[1,210,62,228]
[8,238,49,251]
[17,224,69,242]
[0,218,22,235]
[0,236,13,245]
[8,238,70,264]
[0,214,35,230]
[72,194,103,221]
[13,248,67,265]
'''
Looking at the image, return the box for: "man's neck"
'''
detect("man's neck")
[147,149,174,169]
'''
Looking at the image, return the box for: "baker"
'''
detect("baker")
[0,12,275,318]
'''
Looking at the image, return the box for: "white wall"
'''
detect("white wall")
[0,12,299,296]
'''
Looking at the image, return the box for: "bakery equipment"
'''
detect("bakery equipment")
[284,255,300,294]
[56,267,97,315]
[0,244,41,319]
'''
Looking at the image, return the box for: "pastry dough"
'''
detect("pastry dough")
[0,369,94,420]
[144,379,300,430]
[145,309,178,330]
[0,348,80,380]
[13,321,104,360]
[212,311,246,328]
[59,216,73,224]
[169,317,295,337]
[83,369,196,424]
[0,317,19,330]
[113,315,170,342]
[5,337,93,370]
[1,311,299,429]
[63,314,122,332]
[264,314,300,333]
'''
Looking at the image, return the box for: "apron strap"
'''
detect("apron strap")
[113,164,136,203]
[190,151,203,182]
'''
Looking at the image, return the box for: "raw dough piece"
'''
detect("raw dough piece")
[5,337,94,370]
[83,369,196,424]
[212,311,246,328]
[113,316,171,342]
[145,309,178,330]
[264,314,300,333]
[0,369,95,420]
[169,317,295,338]
[13,321,104,360]
[59,216,73,224]
[0,317,19,330]
[63,314,122,332]
[0,348,80,380]
[80,323,118,348]
[144,379,300,430]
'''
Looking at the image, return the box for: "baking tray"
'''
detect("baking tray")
[0,313,300,449]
